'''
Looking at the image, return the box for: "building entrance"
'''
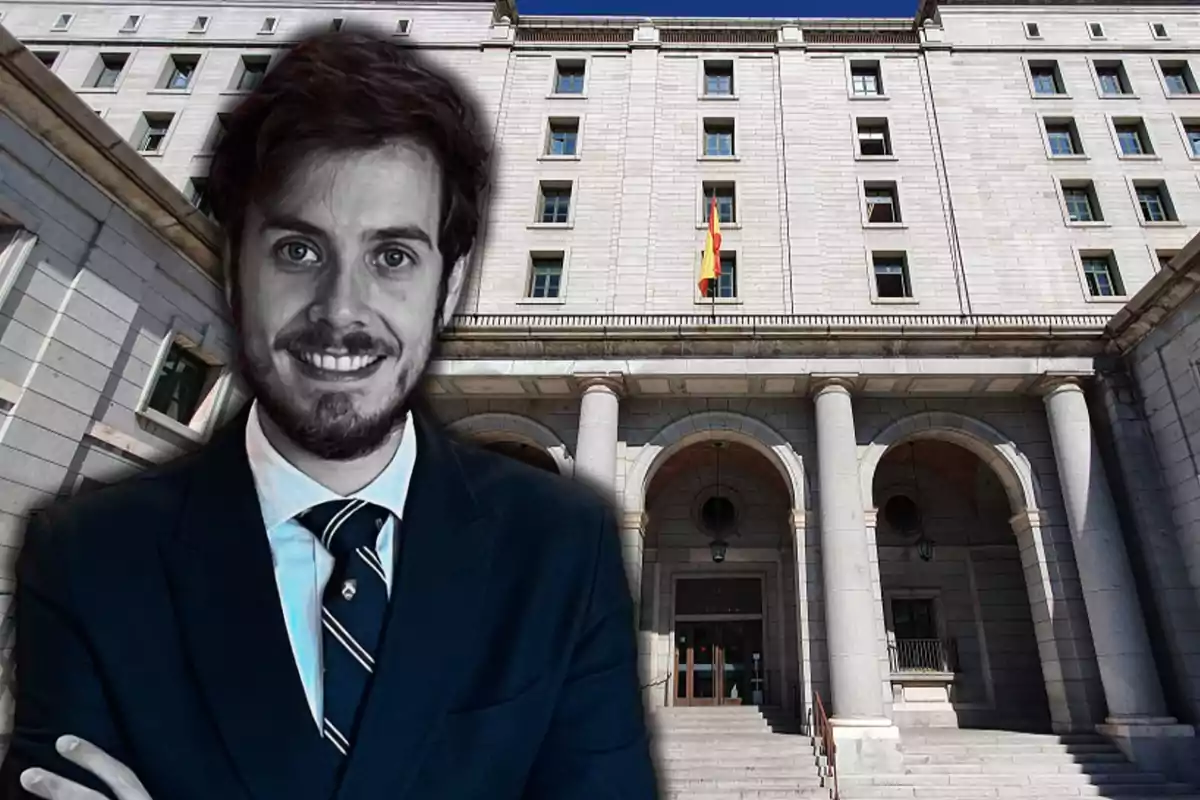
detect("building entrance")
[673,577,765,706]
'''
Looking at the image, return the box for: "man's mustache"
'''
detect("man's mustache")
[276,322,399,357]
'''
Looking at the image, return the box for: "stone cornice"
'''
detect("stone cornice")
[0,24,222,284]
[1107,233,1200,355]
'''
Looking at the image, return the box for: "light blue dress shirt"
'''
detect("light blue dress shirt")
[244,401,417,729]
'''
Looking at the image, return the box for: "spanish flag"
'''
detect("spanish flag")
[699,195,722,298]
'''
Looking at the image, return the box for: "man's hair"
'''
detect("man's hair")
[208,29,493,296]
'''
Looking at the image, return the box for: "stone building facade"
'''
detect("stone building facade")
[3,0,1200,781]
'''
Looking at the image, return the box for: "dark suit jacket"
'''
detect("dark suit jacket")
[0,407,659,800]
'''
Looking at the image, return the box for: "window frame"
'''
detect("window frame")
[699,116,737,160]
[520,249,569,304]
[393,18,412,36]
[1152,22,1171,41]
[155,52,203,93]
[883,590,947,655]
[1023,21,1042,40]
[853,115,896,161]
[1173,115,1200,161]
[1039,114,1087,160]
[529,178,576,229]
[847,59,888,101]
[0,224,38,314]
[31,50,61,70]
[868,250,917,304]
[230,54,271,93]
[698,180,739,229]
[135,324,234,444]
[1156,59,1200,98]
[1055,178,1107,228]
[1127,178,1182,227]
[541,115,583,160]
[1025,58,1069,99]
[549,57,587,98]
[1087,21,1106,41]
[1151,245,1180,273]
[189,15,210,33]
[694,248,739,304]
[700,59,737,100]
[50,12,75,31]
[186,176,212,218]
[258,16,279,35]
[119,13,143,33]
[1074,248,1126,302]
[1109,116,1158,160]
[1090,59,1136,99]
[860,178,906,228]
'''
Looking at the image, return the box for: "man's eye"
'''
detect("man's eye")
[375,247,413,271]
[277,241,321,266]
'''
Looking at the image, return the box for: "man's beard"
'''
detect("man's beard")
[236,325,424,462]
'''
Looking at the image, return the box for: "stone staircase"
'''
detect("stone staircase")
[650,706,830,799]
[839,728,1200,799]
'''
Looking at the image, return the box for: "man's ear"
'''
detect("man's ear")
[438,255,471,331]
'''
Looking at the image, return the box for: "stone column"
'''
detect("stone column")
[620,511,647,610]
[812,377,901,774]
[1043,379,1195,779]
[574,375,622,501]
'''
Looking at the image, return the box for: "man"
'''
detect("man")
[1,30,658,800]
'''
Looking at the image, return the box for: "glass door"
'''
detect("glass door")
[675,622,718,706]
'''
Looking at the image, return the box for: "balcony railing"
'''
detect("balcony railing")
[889,638,958,674]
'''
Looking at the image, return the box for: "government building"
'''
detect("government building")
[4,0,1200,796]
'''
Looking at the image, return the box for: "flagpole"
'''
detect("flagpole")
[710,191,717,323]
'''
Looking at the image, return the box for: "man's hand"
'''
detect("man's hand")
[19,737,149,800]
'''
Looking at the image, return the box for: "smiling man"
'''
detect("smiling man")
[0,30,658,800]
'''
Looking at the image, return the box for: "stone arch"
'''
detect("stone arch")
[447,412,574,476]
[624,411,808,517]
[859,410,1039,515]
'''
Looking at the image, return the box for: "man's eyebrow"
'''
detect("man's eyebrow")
[372,226,434,248]
[260,215,326,237]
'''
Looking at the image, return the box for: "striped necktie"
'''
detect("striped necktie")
[298,499,391,759]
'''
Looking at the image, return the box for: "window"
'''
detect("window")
[1062,181,1102,223]
[1183,120,1200,157]
[88,53,128,89]
[1115,119,1153,156]
[120,14,141,32]
[857,119,892,157]
[545,118,579,156]
[702,182,736,225]
[1157,250,1178,271]
[1134,181,1177,223]
[1081,253,1123,298]
[331,17,344,31]
[864,181,901,224]
[1095,62,1132,96]
[187,177,211,217]
[537,182,571,224]
[553,60,585,95]
[851,61,884,97]
[872,253,912,299]
[1161,62,1198,96]
[1088,21,1105,40]
[892,598,937,641]
[703,119,735,157]
[527,255,563,299]
[32,51,59,69]
[701,252,737,299]
[704,61,734,96]
[394,19,411,36]
[1152,22,1170,40]
[205,113,230,152]
[0,225,38,311]
[190,15,209,33]
[161,55,199,90]
[135,112,174,154]
[1030,61,1065,96]
[143,339,225,432]
[1024,21,1041,39]
[51,13,74,31]
[1045,119,1083,156]
[235,56,269,91]
[259,16,278,34]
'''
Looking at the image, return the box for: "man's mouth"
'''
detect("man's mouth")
[288,348,387,381]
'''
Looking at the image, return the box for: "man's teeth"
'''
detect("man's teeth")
[298,352,380,372]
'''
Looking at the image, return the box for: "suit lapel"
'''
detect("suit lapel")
[160,411,339,800]
[335,409,495,800]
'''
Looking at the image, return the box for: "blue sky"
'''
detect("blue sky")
[517,0,918,18]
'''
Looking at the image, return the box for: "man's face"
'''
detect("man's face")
[233,141,463,459]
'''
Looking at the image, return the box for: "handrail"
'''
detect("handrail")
[813,690,838,799]
[888,637,958,674]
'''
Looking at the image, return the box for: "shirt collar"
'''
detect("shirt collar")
[244,400,418,530]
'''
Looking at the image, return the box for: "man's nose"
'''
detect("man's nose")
[310,260,368,328]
